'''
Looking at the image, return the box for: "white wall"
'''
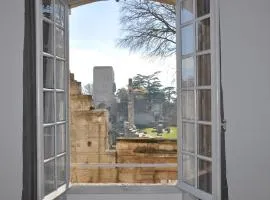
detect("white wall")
[220,0,270,199]
[0,0,24,199]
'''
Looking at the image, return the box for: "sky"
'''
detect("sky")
[69,1,176,89]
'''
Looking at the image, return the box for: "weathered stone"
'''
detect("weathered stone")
[70,73,177,184]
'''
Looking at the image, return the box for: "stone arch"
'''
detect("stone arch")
[69,0,176,9]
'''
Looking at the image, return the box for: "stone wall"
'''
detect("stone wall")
[116,138,177,183]
[70,73,177,184]
[70,73,117,183]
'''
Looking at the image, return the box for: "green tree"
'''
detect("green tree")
[132,71,164,102]
[116,88,129,103]
[162,86,176,103]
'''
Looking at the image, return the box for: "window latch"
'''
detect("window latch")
[221,119,227,132]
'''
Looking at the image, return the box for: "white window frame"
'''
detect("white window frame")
[34,0,222,200]
[176,0,221,200]
[36,0,70,199]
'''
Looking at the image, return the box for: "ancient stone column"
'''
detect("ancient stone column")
[128,78,135,127]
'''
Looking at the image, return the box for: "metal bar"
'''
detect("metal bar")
[43,17,54,25]
[43,52,54,58]
[72,163,178,169]
[43,121,66,127]
[44,157,55,164]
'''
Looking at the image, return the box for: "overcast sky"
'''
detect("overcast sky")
[69,1,176,89]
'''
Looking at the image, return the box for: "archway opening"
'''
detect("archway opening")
[68,0,178,185]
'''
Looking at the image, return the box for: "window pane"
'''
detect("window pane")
[42,0,53,19]
[44,160,55,196]
[197,18,210,51]
[57,156,66,187]
[182,123,195,153]
[182,57,195,88]
[197,54,211,86]
[198,124,211,157]
[198,159,212,193]
[56,124,66,154]
[43,57,54,89]
[198,90,211,121]
[181,90,195,120]
[55,0,65,27]
[56,28,65,58]
[197,0,210,17]
[43,21,54,54]
[181,25,194,55]
[44,92,55,123]
[181,0,193,24]
[56,60,65,90]
[56,92,65,121]
[44,126,55,160]
[183,155,195,186]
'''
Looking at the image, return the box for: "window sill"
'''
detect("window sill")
[57,184,183,200]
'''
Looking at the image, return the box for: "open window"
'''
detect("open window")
[37,0,70,199]
[33,0,222,199]
[177,0,221,200]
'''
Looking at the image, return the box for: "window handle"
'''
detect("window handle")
[221,119,227,132]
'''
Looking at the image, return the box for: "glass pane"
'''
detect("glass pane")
[197,18,210,51]
[44,160,55,196]
[181,25,194,55]
[56,124,66,154]
[181,0,194,24]
[198,159,212,193]
[197,0,210,17]
[42,0,53,19]
[44,126,55,160]
[197,54,211,86]
[43,21,54,54]
[198,124,211,157]
[183,155,195,186]
[56,28,65,58]
[182,123,195,153]
[56,92,65,121]
[57,156,66,187]
[56,60,65,90]
[198,90,211,121]
[44,92,55,123]
[43,57,54,89]
[182,57,195,88]
[181,90,195,120]
[55,0,65,27]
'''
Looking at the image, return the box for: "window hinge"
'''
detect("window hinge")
[221,119,227,132]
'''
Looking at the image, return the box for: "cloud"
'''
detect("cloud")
[70,47,176,89]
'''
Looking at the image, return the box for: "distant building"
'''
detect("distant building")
[93,66,116,110]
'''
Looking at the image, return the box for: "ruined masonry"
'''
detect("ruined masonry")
[70,73,177,183]
[70,73,117,183]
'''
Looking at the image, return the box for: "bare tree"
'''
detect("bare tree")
[82,83,93,95]
[117,0,176,57]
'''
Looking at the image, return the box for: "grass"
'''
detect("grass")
[142,127,177,139]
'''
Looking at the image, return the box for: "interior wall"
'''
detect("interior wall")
[0,0,24,200]
[220,0,270,199]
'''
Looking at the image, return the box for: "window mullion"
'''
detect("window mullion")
[193,0,199,190]
[53,0,58,191]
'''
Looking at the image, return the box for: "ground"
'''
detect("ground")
[143,127,177,139]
